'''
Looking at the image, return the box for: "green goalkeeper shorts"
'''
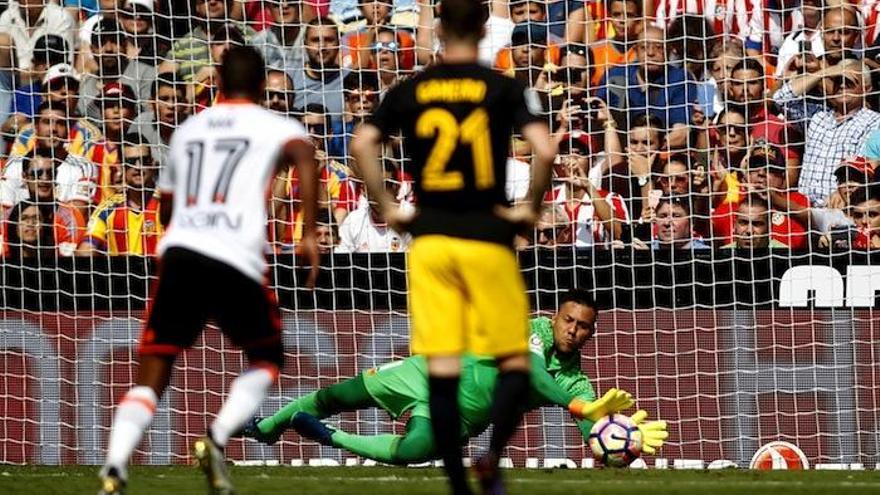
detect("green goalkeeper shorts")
[362,356,431,421]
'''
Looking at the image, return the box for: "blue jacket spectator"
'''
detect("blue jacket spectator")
[596,25,696,140]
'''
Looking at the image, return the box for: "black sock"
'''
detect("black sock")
[488,370,530,459]
[429,376,471,495]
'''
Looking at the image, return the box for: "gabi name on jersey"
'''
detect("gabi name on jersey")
[416,78,487,104]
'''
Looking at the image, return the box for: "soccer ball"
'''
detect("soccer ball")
[588,414,643,467]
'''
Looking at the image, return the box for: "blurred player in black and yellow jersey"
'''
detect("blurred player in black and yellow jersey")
[350,1,556,493]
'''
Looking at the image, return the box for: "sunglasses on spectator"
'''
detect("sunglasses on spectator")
[28,168,54,179]
[559,67,585,86]
[308,124,327,137]
[373,41,399,52]
[266,90,287,101]
[536,226,566,239]
[123,155,154,168]
[716,123,747,134]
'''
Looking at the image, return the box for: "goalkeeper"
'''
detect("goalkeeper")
[242,290,667,463]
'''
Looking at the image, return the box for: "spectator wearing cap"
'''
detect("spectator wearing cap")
[131,73,186,166]
[725,58,802,186]
[775,0,824,78]
[78,16,156,122]
[158,0,282,83]
[77,133,162,256]
[329,71,379,163]
[89,82,139,204]
[289,17,348,121]
[1,107,98,220]
[119,0,168,63]
[713,152,809,249]
[810,156,875,237]
[76,1,166,73]
[584,0,639,88]
[262,0,318,70]
[0,34,69,138]
[774,58,880,206]
[341,1,415,71]
[721,194,790,248]
[17,148,88,256]
[495,21,561,79]
[534,43,590,106]
[9,63,103,161]
[0,0,76,75]
[596,25,696,148]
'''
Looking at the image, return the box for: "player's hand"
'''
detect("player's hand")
[383,204,416,233]
[629,409,669,455]
[299,232,320,289]
[569,387,634,422]
[494,204,539,229]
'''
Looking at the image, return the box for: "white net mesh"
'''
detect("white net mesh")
[0,0,879,468]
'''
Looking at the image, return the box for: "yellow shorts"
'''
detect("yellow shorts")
[408,235,529,357]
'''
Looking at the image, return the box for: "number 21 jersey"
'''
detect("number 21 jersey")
[368,63,543,246]
[158,102,309,282]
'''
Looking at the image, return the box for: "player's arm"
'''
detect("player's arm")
[159,192,173,228]
[279,138,320,288]
[523,121,555,214]
[497,81,557,223]
[350,124,412,232]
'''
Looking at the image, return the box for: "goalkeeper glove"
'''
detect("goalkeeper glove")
[630,409,668,455]
[568,388,634,422]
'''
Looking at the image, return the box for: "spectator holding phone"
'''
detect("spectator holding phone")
[814,157,875,248]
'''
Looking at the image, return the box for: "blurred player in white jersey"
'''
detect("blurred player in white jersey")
[98,45,319,495]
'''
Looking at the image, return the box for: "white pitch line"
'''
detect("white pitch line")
[3,472,880,488]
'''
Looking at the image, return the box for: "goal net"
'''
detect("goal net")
[0,0,879,469]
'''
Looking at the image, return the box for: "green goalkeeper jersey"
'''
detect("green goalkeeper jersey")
[363,317,597,439]
[526,317,597,438]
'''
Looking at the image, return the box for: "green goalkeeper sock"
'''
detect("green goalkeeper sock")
[331,416,435,464]
[258,374,376,438]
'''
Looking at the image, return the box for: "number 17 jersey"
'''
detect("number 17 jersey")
[368,63,543,246]
[158,101,309,282]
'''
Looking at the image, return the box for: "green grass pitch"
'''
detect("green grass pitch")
[0,466,878,494]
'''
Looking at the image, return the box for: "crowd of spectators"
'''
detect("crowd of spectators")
[1,0,880,259]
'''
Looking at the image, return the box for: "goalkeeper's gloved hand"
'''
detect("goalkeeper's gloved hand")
[629,409,668,455]
[568,388,634,422]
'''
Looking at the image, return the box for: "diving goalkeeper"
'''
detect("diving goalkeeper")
[242,290,667,463]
